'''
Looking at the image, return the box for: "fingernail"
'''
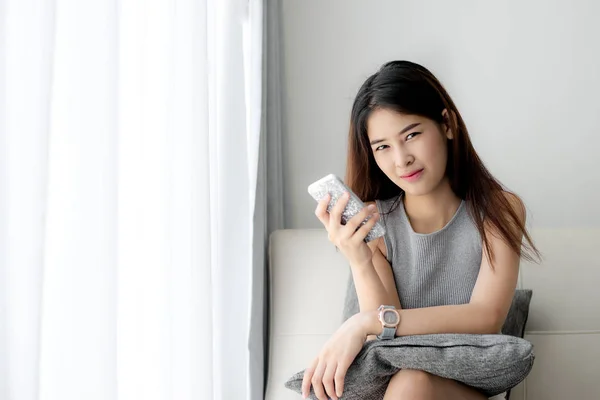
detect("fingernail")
[344,192,350,198]
[368,204,376,211]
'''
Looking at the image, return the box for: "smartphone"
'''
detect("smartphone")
[307,174,385,243]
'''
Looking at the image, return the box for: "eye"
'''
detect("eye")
[406,132,421,140]
[375,144,389,152]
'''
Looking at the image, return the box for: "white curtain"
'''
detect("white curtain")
[0,0,264,399]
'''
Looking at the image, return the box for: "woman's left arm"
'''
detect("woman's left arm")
[361,192,526,337]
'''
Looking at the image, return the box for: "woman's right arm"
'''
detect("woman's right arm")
[354,236,401,341]
[351,234,401,313]
[315,194,401,326]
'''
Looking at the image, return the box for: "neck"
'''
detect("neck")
[403,179,462,234]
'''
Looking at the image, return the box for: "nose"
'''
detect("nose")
[393,145,414,169]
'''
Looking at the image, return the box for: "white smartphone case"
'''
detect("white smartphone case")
[307,174,386,243]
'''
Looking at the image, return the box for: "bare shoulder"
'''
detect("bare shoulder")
[365,201,387,258]
[484,191,526,238]
[502,191,525,217]
[502,191,526,221]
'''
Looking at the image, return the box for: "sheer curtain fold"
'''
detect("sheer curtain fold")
[0,0,266,399]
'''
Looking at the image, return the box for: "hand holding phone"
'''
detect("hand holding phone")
[308,174,385,266]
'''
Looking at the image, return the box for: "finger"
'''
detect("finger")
[315,194,331,226]
[329,192,349,227]
[334,359,351,398]
[352,212,380,243]
[311,361,328,400]
[322,361,339,400]
[345,203,377,233]
[302,358,318,398]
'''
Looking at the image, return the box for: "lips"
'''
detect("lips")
[400,169,424,178]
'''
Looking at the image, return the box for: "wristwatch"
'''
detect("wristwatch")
[376,305,400,340]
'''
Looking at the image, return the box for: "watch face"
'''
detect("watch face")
[382,310,398,325]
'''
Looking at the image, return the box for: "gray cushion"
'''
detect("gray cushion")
[285,290,534,399]
[285,333,534,399]
[501,289,533,338]
[501,289,533,400]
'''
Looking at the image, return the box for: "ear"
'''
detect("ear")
[441,109,456,140]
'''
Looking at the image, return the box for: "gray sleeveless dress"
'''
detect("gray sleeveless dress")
[342,194,482,318]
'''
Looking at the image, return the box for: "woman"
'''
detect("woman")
[302,61,540,400]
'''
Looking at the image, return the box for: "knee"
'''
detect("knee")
[384,369,435,400]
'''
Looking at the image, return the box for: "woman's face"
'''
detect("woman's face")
[366,108,453,196]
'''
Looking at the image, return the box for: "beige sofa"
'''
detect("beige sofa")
[265,229,600,400]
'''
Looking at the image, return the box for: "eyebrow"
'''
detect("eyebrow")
[369,123,421,146]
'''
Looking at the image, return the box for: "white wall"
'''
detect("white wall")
[279,0,600,230]
[276,1,600,399]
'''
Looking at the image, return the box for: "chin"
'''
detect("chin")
[395,180,435,197]
[393,181,425,197]
[403,188,431,197]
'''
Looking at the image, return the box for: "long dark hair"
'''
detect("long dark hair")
[345,60,541,264]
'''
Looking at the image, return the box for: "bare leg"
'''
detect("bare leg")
[383,369,488,400]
